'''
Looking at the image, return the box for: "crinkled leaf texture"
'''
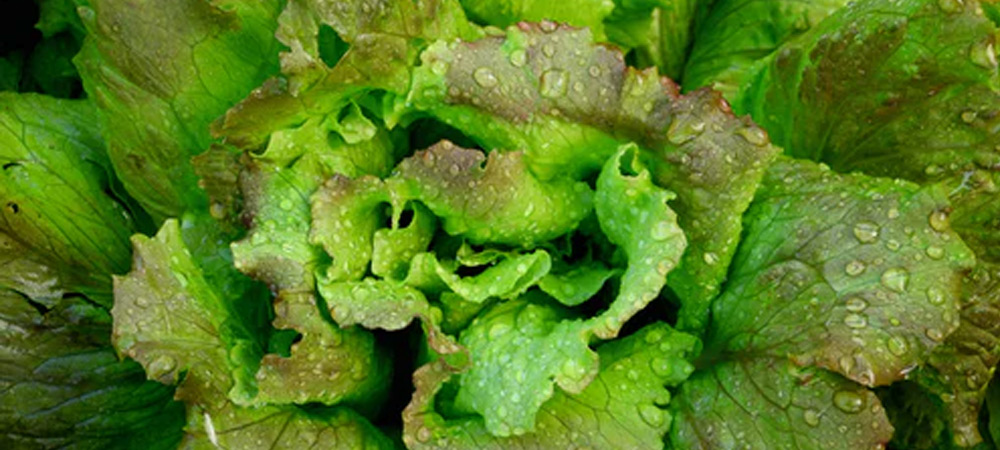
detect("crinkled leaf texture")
[407,22,780,332]
[670,157,976,450]
[404,322,698,449]
[727,0,1000,445]
[112,220,391,448]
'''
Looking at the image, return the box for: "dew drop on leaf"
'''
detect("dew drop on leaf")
[845,260,866,276]
[539,69,568,98]
[833,390,865,414]
[887,336,908,356]
[803,409,821,427]
[880,267,909,293]
[852,222,879,243]
[473,67,499,88]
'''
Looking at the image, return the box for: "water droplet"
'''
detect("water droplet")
[844,313,867,329]
[845,297,867,312]
[833,390,865,414]
[926,328,945,341]
[540,69,568,98]
[886,239,901,251]
[416,426,432,442]
[561,359,587,380]
[542,44,555,57]
[928,210,949,232]
[926,286,945,305]
[650,358,673,377]
[881,267,909,293]
[925,164,942,175]
[638,404,664,427]
[887,336,908,356]
[970,40,998,69]
[887,208,900,219]
[489,322,510,338]
[509,49,527,67]
[735,127,768,146]
[853,222,879,243]
[667,118,706,145]
[845,260,866,276]
[961,110,978,123]
[149,355,177,376]
[651,221,675,240]
[803,409,821,427]
[703,252,719,265]
[431,60,449,76]
[572,81,584,93]
[279,199,293,210]
[926,245,944,259]
[588,65,601,77]
[473,67,499,88]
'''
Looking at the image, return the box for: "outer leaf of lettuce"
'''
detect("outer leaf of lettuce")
[74,0,284,220]
[1,291,185,449]
[682,0,850,96]
[671,358,893,450]
[732,0,1000,179]
[726,0,1000,444]
[112,220,388,431]
[0,93,134,307]
[707,158,975,387]
[403,322,698,449]
[407,23,780,332]
[670,157,976,450]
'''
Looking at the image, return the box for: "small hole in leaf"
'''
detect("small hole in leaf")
[6,202,19,214]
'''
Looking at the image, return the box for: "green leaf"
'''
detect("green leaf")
[537,261,616,307]
[453,297,598,436]
[458,0,615,40]
[671,358,893,450]
[403,322,698,449]
[405,250,552,303]
[310,174,394,282]
[112,220,392,447]
[0,93,134,306]
[725,1,1000,444]
[233,112,397,290]
[592,144,685,338]
[74,0,284,220]
[213,0,482,148]
[0,291,185,449]
[670,157,976,450]
[393,141,593,248]
[732,0,1000,180]
[407,23,780,332]
[709,158,974,387]
[682,0,850,97]
[112,220,384,407]
[254,292,389,408]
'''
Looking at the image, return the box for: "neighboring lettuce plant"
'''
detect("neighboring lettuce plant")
[1,0,999,449]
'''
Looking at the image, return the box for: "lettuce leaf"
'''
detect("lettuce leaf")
[0,93,135,306]
[75,0,284,220]
[670,157,975,449]
[403,322,698,449]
